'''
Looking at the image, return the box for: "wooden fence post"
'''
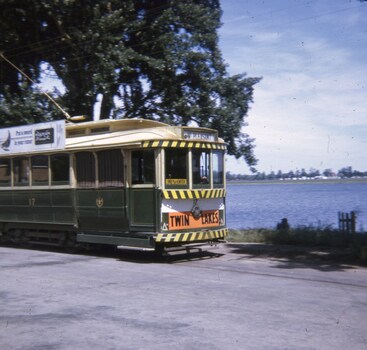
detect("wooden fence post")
[338,211,356,234]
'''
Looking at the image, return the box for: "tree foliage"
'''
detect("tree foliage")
[226,166,367,181]
[0,0,261,169]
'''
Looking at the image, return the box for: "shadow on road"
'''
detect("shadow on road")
[116,247,224,264]
[0,242,224,264]
[226,243,362,271]
[7,242,361,269]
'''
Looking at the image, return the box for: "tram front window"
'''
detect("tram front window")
[213,150,224,186]
[165,149,188,187]
[132,150,155,184]
[192,149,210,186]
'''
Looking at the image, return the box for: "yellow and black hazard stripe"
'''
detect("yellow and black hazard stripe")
[162,188,225,200]
[155,228,228,243]
[142,140,226,150]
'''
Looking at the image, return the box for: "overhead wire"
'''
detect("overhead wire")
[223,0,367,31]
[224,0,316,24]
[5,0,365,90]
[219,0,367,62]
[3,0,366,62]
[0,52,71,119]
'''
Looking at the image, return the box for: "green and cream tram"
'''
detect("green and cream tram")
[0,118,228,252]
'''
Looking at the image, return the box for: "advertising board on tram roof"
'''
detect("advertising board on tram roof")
[0,120,65,155]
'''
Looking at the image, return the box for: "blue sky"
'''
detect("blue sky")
[220,0,367,174]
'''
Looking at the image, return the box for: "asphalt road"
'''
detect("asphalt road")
[1,243,366,350]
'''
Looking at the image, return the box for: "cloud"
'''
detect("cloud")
[220,0,367,173]
[250,31,283,43]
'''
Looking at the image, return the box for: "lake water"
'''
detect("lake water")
[226,182,367,231]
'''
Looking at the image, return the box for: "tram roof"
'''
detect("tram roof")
[65,118,223,151]
[0,118,224,156]
[66,118,167,134]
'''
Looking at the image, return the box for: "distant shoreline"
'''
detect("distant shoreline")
[227,178,367,185]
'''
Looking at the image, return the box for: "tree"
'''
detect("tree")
[338,167,353,178]
[0,86,61,127]
[308,168,320,178]
[0,0,260,169]
[323,168,334,177]
[276,170,283,179]
[300,168,307,178]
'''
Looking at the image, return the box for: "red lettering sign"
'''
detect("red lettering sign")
[167,210,220,230]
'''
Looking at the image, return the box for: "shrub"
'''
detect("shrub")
[227,227,367,263]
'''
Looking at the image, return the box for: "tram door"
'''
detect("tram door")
[129,150,157,231]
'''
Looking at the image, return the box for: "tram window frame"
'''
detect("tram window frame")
[0,158,11,187]
[13,157,30,186]
[51,153,70,186]
[131,150,155,185]
[97,149,124,188]
[192,149,211,188]
[165,148,188,189]
[212,150,224,187]
[31,155,49,186]
[76,151,96,188]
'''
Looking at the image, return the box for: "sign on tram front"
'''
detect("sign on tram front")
[182,129,217,142]
[0,120,65,155]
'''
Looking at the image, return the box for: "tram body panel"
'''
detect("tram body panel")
[76,188,128,232]
[129,187,156,229]
[0,189,76,226]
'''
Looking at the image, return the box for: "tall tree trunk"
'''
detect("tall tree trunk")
[99,93,114,120]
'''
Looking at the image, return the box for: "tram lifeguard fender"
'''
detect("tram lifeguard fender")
[155,228,228,243]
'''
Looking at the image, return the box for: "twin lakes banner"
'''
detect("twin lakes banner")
[0,120,65,155]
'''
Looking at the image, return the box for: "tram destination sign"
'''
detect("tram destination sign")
[0,120,65,155]
[183,129,217,142]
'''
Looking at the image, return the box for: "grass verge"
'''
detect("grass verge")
[228,227,367,264]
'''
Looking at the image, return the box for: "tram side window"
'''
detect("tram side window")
[192,149,210,185]
[13,157,30,186]
[165,149,188,187]
[213,150,224,186]
[31,155,49,186]
[51,154,70,185]
[132,150,155,184]
[76,152,96,188]
[98,149,124,187]
[0,159,11,187]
